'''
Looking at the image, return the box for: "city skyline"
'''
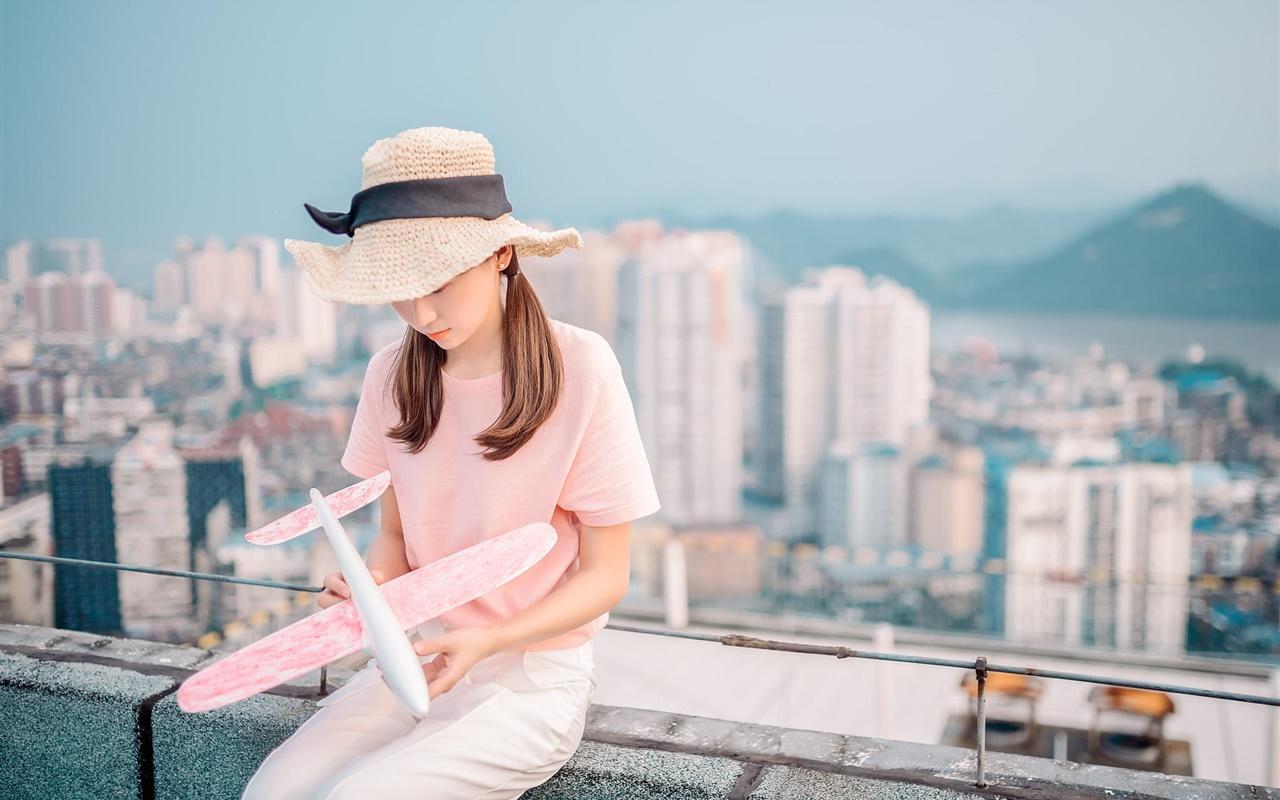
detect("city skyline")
[3,3,1278,790]
[3,220,1276,785]
[2,1,1277,285]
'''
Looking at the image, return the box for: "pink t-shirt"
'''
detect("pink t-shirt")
[340,318,661,651]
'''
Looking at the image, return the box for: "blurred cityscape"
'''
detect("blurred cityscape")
[4,0,1278,789]
[1,180,1277,668]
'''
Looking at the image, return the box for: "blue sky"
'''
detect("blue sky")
[2,0,1276,282]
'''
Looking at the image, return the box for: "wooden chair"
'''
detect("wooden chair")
[1086,686,1176,768]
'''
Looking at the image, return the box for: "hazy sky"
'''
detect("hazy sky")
[2,0,1277,281]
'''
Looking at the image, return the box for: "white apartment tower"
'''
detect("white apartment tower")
[111,418,196,642]
[240,235,282,299]
[818,441,907,551]
[276,266,337,365]
[757,283,830,530]
[519,228,635,341]
[756,267,930,538]
[183,237,230,324]
[826,269,930,445]
[1003,461,1193,654]
[153,260,184,310]
[615,231,747,527]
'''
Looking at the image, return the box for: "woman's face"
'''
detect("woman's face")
[391,247,508,349]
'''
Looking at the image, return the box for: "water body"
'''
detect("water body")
[932,310,1280,383]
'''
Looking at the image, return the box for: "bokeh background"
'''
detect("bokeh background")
[1,0,1277,786]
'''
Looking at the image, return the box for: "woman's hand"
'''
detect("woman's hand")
[413,627,504,698]
[316,569,386,609]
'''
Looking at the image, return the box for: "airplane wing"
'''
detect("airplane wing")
[176,521,557,713]
[246,470,391,545]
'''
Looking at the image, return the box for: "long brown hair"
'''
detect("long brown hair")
[383,248,563,461]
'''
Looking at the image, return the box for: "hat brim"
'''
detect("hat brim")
[284,213,583,304]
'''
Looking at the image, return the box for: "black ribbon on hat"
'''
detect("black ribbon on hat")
[303,173,513,238]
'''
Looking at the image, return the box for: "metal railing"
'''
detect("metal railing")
[668,539,1280,659]
[3,550,1278,790]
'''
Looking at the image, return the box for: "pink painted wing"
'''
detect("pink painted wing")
[177,522,557,713]
[246,470,391,545]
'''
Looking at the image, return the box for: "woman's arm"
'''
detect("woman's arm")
[365,485,411,580]
[411,520,632,697]
[490,520,631,651]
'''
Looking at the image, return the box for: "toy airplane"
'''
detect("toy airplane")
[176,470,556,717]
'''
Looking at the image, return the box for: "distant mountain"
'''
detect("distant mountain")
[942,258,1026,299]
[827,247,958,306]
[969,183,1280,320]
[615,204,1111,279]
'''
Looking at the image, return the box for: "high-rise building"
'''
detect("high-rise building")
[275,266,337,364]
[25,270,122,337]
[246,236,282,299]
[3,241,33,285]
[5,239,103,283]
[153,260,184,310]
[532,222,667,343]
[818,441,907,551]
[176,235,285,327]
[0,443,26,500]
[181,439,256,632]
[48,454,123,635]
[224,246,258,323]
[184,237,230,324]
[0,492,53,626]
[183,447,250,556]
[756,267,930,538]
[756,284,827,533]
[615,231,747,527]
[111,418,196,642]
[825,269,930,446]
[1003,461,1194,653]
[0,370,66,417]
[27,272,81,334]
[909,446,985,555]
[81,270,114,335]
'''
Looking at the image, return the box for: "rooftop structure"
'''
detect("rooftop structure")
[3,622,1277,799]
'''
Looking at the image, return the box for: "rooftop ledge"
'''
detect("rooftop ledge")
[2,623,1276,800]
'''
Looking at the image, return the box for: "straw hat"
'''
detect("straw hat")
[284,126,583,304]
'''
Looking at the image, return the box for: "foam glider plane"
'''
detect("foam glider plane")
[176,470,556,718]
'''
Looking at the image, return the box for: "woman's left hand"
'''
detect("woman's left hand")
[413,627,505,698]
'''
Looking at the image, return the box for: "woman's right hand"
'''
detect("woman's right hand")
[316,569,386,609]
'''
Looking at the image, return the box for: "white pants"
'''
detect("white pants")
[242,621,598,800]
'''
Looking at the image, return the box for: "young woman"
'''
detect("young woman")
[242,127,660,799]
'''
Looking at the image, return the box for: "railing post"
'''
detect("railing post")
[975,656,988,789]
[873,623,894,737]
[1269,668,1280,788]
[320,665,329,696]
[663,537,689,629]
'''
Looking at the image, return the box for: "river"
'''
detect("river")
[931,310,1280,382]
